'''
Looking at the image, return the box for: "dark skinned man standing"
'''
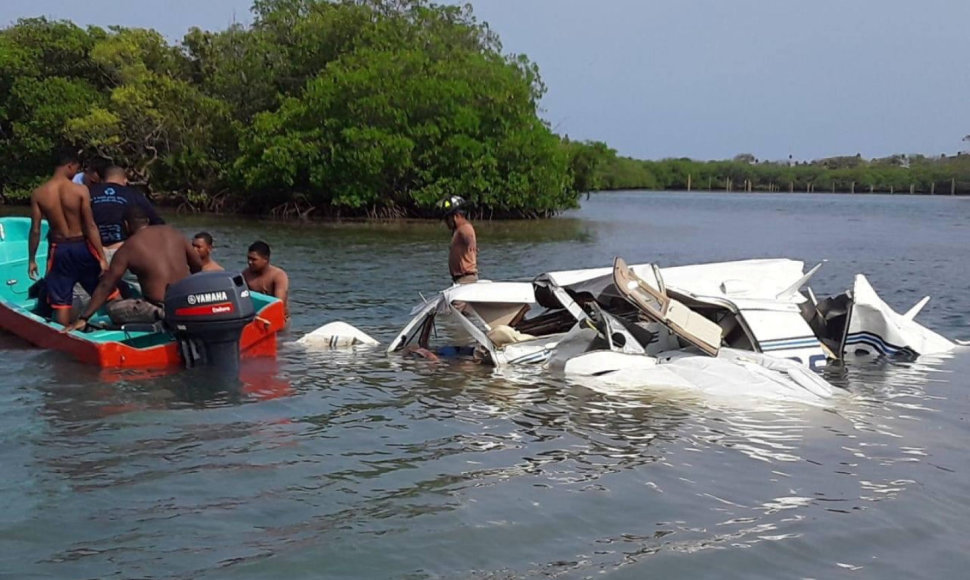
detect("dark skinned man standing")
[28,149,108,326]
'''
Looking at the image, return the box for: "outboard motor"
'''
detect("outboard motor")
[164,272,255,376]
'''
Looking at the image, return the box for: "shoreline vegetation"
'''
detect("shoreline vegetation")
[3,1,968,221]
[593,153,970,198]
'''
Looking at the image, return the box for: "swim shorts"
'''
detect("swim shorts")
[46,238,101,310]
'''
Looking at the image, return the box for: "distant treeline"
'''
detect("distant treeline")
[0,0,595,218]
[590,151,970,195]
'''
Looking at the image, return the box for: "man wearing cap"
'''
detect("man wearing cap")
[442,196,478,284]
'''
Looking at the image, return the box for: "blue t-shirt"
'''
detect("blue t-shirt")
[89,183,165,245]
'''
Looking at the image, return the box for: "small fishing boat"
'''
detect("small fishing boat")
[0,217,286,368]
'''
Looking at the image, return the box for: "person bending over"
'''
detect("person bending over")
[63,205,202,332]
[90,165,164,263]
[72,157,106,188]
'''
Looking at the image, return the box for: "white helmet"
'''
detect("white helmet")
[439,195,467,217]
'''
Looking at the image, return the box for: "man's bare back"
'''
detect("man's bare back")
[29,154,107,326]
[64,210,202,332]
[33,179,87,238]
[28,173,107,276]
[113,225,202,303]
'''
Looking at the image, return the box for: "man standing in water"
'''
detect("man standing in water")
[243,241,289,317]
[62,205,202,331]
[192,232,224,271]
[28,149,108,326]
[442,196,478,284]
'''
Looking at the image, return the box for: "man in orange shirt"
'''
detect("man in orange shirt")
[442,196,478,284]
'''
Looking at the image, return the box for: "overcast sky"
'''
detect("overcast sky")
[3,0,969,161]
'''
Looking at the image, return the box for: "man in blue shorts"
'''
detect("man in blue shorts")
[28,149,108,326]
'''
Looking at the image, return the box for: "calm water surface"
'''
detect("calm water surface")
[2,192,969,579]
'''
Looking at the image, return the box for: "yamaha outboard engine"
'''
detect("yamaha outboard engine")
[164,272,255,376]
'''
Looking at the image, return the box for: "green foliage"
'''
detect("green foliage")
[0,19,106,192]
[1,18,102,82]
[182,22,293,122]
[2,76,104,186]
[91,27,185,85]
[232,0,573,216]
[593,154,970,195]
[564,140,615,194]
[0,2,579,217]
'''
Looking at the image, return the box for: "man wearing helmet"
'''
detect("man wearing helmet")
[441,196,478,284]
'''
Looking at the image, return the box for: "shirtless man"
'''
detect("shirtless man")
[28,149,108,326]
[242,240,288,317]
[63,205,202,332]
[192,232,224,271]
[442,196,478,284]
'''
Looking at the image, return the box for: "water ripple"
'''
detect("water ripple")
[3,195,970,578]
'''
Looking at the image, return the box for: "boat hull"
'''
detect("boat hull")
[0,216,285,368]
[0,286,285,368]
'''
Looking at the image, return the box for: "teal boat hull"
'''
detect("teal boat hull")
[0,217,286,368]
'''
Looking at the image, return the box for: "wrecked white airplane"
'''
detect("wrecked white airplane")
[302,257,961,403]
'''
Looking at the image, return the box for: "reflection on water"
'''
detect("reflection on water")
[2,193,970,578]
